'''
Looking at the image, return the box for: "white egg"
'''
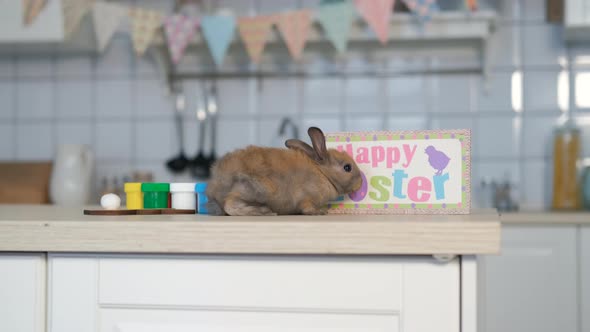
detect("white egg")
[100,193,121,210]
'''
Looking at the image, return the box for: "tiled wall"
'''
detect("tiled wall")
[1,0,589,209]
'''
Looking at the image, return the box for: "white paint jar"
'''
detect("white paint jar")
[170,183,197,210]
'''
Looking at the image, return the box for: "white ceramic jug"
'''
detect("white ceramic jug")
[49,144,94,206]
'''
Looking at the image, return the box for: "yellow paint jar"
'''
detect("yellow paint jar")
[124,182,143,210]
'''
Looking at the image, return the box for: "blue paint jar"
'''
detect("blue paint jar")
[195,182,208,214]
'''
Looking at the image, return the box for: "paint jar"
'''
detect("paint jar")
[142,183,170,209]
[124,182,143,210]
[170,183,196,210]
[195,182,208,214]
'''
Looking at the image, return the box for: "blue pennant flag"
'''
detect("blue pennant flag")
[317,0,355,54]
[200,15,236,67]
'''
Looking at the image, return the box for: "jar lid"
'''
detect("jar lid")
[141,183,170,192]
[124,182,142,192]
[195,182,208,192]
[170,183,196,192]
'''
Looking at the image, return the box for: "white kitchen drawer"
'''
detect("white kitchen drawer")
[49,254,461,332]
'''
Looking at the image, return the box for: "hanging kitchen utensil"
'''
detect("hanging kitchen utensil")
[166,92,189,173]
[205,81,218,171]
[271,117,299,147]
[189,90,210,179]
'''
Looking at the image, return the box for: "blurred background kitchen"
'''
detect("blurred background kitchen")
[0,0,589,211]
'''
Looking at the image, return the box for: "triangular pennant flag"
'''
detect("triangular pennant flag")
[317,0,355,53]
[128,7,163,56]
[63,0,94,38]
[23,0,47,26]
[402,0,439,22]
[164,14,200,65]
[200,15,236,67]
[465,0,477,11]
[92,2,126,52]
[354,0,394,44]
[237,15,276,64]
[276,10,313,61]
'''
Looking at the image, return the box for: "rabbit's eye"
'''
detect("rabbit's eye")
[343,164,352,172]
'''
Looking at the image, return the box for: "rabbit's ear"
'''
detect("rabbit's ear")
[308,127,328,162]
[285,139,319,161]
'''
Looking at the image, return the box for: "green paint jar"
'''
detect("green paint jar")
[141,183,170,209]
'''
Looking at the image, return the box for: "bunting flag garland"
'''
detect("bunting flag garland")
[317,0,355,53]
[402,0,440,22]
[200,15,236,67]
[92,2,126,52]
[276,10,313,61]
[63,0,95,38]
[237,15,276,64]
[465,0,477,11]
[164,15,200,65]
[22,0,47,26]
[354,0,395,44]
[129,7,163,56]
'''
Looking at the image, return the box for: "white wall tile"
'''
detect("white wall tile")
[477,71,514,112]
[56,122,93,146]
[575,115,590,157]
[432,75,474,112]
[344,115,383,131]
[217,79,254,115]
[521,0,547,22]
[135,79,172,116]
[259,118,284,147]
[471,160,521,208]
[95,121,132,160]
[476,116,521,158]
[135,120,175,161]
[260,79,298,114]
[522,115,558,158]
[431,115,475,131]
[302,116,341,133]
[345,78,380,113]
[96,79,133,119]
[521,159,552,210]
[181,117,201,158]
[522,25,565,67]
[0,123,14,160]
[216,120,256,155]
[304,78,343,114]
[16,57,53,78]
[257,0,299,12]
[95,35,135,78]
[135,48,161,77]
[386,115,428,130]
[0,81,15,119]
[213,0,255,15]
[55,56,92,78]
[523,70,561,111]
[0,57,15,78]
[16,123,53,160]
[387,77,426,113]
[488,25,518,68]
[56,80,92,119]
[16,80,54,119]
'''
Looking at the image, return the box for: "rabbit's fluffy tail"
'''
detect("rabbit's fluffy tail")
[206,199,226,216]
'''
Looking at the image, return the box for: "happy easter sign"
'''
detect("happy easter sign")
[325,129,471,215]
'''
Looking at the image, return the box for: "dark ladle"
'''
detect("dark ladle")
[205,83,218,171]
[190,99,210,179]
[166,94,189,173]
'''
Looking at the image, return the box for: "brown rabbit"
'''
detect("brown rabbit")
[206,127,362,216]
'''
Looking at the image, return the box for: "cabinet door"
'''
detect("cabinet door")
[49,254,461,332]
[479,226,577,332]
[582,227,590,332]
[0,253,46,332]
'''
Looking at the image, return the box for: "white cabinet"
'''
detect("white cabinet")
[565,0,590,41]
[582,227,590,332]
[48,255,463,332]
[479,226,578,332]
[0,253,46,332]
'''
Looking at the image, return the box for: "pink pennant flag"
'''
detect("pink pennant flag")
[354,0,395,44]
[164,14,199,65]
[237,15,276,64]
[276,10,313,61]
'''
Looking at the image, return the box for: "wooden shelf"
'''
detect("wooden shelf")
[0,205,500,255]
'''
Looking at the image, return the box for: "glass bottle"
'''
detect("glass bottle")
[551,118,582,210]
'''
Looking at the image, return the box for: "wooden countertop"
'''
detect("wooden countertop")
[500,210,590,225]
[0,205,500,255]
